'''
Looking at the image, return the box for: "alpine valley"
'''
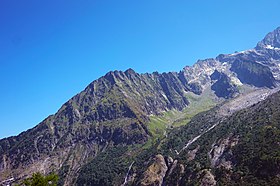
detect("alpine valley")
[2,27,280,186]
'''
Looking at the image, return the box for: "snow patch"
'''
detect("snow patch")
[230,76,243,86]
[265,45,280,50]
[228,49,252,56]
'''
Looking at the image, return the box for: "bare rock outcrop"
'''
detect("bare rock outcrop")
[140,154,168,186]
[199,169,216,186]
[208,136,238,170]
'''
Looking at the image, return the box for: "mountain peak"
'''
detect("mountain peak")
[124,68,137,76]
[256,27,280,50]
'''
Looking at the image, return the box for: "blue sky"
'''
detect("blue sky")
[0,0,280,138]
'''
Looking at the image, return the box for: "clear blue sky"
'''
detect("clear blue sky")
[1,0,280,139]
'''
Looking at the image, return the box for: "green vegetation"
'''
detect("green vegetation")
[77,146,129,186]
[76,141,159,186]
[178,92,216,126]
[147,92,216,138]
[17,172,58,186]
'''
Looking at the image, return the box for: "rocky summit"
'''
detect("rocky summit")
[1,27,280,186]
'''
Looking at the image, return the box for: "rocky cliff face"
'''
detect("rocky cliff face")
[230,59,276,88]
[1,27,280,185]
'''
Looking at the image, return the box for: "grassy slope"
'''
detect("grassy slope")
[147,91,217,138]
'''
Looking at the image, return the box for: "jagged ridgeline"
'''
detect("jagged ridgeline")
[1,27,280,185]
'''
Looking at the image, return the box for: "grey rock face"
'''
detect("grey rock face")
[230,59,276,88]
[210,70,238,98]
[208,137,239,169]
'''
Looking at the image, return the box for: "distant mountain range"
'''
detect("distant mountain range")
[1,27,280,186]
